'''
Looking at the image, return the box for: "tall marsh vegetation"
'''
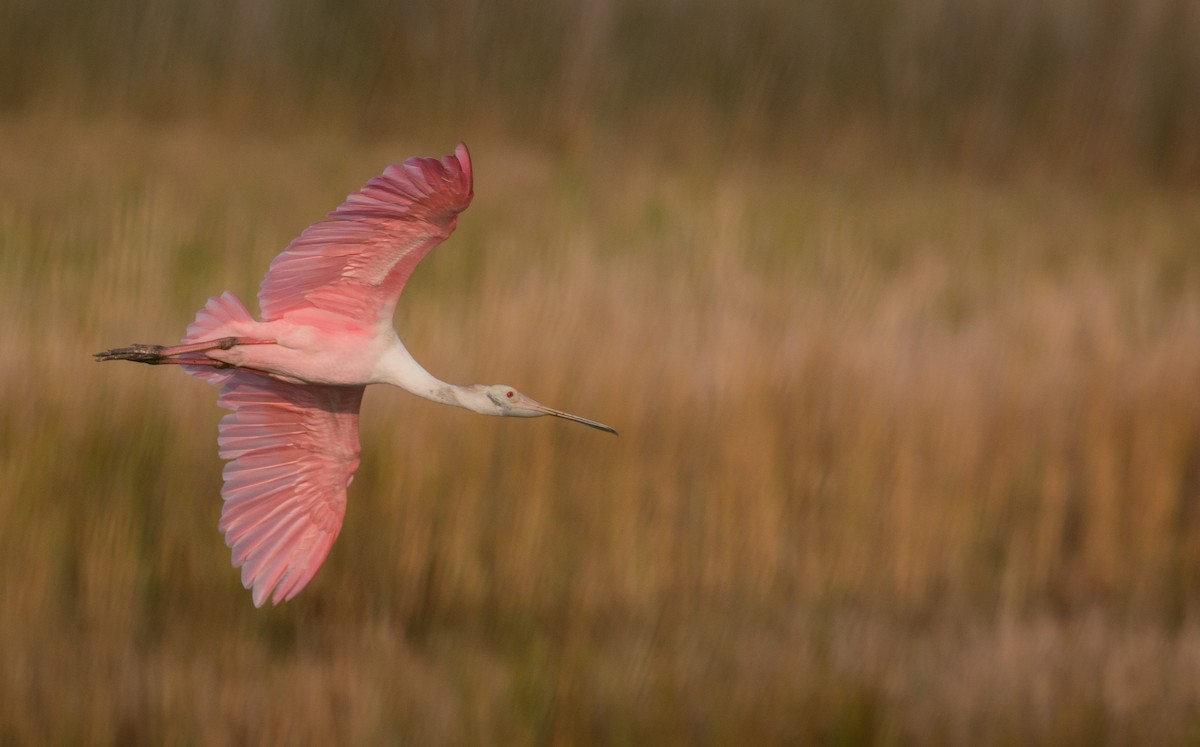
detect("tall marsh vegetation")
[2,0,1199,743]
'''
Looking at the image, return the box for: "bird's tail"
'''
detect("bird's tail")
[182,292,256,385]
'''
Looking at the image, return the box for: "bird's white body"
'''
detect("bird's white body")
[199,308,401,386]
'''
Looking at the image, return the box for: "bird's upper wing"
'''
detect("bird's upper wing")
[216,371,365,606]
[258,143,474,324]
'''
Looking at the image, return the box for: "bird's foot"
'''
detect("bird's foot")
[94,343,169,364]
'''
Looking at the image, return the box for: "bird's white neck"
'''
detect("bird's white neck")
[371,337,494,415]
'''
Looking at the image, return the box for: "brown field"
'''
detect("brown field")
[2,1,1200,744]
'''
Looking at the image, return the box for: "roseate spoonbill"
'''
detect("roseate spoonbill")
[95,143,615,607]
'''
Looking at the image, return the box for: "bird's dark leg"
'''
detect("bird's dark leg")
[93,337,274,365]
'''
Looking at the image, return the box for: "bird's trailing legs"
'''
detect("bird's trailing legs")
[94,337,274,366]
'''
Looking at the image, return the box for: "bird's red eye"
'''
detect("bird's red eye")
[506,390,514,398]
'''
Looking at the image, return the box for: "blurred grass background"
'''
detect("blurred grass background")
[2,0,1200,743]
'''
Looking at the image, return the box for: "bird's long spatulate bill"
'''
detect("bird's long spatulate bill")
[530,403,618,435]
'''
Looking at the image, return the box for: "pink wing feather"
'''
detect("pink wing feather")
[190,144,473,605]
[216,372,365,606]
[258,142,474,324]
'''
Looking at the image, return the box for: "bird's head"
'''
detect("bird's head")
[477,384,617,435]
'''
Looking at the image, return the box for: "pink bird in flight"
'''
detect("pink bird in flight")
[96,143,616,607]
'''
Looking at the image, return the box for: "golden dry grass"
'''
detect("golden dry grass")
[2,114,1199,744]
[3,0,1200,743]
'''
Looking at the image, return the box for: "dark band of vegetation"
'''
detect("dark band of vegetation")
[2,0,1199,178]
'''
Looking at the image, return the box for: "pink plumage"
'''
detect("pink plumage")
[216,373,363,606]
[198,145,471,605]
[258,143,473,324]
[95,142,615,607]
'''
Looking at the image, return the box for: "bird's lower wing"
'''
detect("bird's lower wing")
[215,372,365,606]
